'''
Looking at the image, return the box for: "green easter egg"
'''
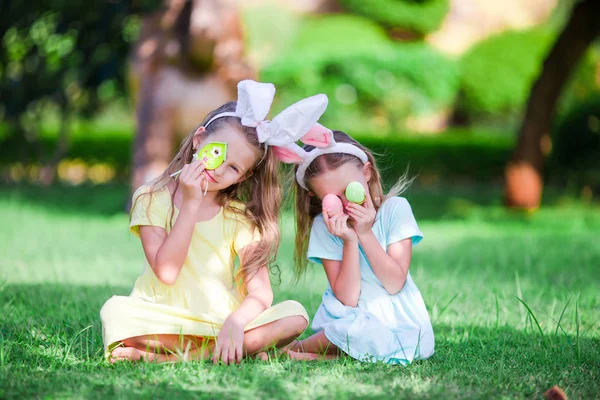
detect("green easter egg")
[198,142,227,170]
[345,181,365,204]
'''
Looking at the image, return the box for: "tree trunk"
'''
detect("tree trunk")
[130,68,175,195]
[127,0,253,210]
[128,4,187,203]
[504,0,600,209]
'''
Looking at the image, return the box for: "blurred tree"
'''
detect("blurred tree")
[261,14,459,134]
[338,0,449,37]
[427,0,557,55]
[129,0,255,194]
[549,97,600,191]
[504,0,600,209]
[0,0,159,184]
[458,29,554,118]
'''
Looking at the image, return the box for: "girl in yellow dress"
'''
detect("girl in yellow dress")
[100,80,329,363]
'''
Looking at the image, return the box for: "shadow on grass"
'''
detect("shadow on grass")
[0,183,130,216]
[1,283,599,399]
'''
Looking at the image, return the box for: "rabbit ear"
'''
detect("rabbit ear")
[204,79,275,128]
[235,80,276,127]
[300,123,334,148]
[258,94,329,147]
[272,144,306,164]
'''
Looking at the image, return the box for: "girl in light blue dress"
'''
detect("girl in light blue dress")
[279,128,434,364]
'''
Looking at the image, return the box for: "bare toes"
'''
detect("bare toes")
[286,350,320,361]
[110,347,141,363]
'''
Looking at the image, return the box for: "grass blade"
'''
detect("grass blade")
[554,296,571,337]
[574,298,581,363]
[516,297,546,347]
[436,292,459,322]
[495,293,500,329]
[515,271,524,323]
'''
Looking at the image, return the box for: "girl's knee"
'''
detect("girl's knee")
[99,296,120,320]
[287,315,309,335]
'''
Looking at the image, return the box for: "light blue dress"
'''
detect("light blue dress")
[308,197,434,365]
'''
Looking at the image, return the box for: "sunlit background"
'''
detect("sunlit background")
[1,0,599,398]
[1,0,598,202]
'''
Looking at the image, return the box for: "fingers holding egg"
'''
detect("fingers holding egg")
[322,194,343,217]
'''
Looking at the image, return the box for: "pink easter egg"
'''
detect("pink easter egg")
[322,194,343,217]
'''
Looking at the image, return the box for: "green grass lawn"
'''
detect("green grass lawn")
[0,183,599,399]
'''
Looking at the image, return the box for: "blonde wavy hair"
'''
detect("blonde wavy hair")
[293,130,413,278]
[132,101,282,294]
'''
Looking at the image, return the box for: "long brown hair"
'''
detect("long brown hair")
[132,102,282,294]
[293,130,412,278]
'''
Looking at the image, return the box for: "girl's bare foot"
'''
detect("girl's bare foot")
[278,338,302,355]
[286,349,337,361]
[109,347,142,363]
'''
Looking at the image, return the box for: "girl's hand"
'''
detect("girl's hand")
[346,192,376,237]
[179,159,207,207]
[323,208,357,243]
[213,317,244,365]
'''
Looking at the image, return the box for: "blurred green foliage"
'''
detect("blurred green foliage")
[558,44,600,115]
[458,28,555,117]
[459,29,600,121]
[339,0,449,35]
[549,96,600,189]
[0,126,514,187]
[1,1,599,190]
[261,15,460,134]
[0,1,158,143]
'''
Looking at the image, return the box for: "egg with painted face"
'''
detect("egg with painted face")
[345,181,365,204]
[198,142,227,170]
[322,194,343,217]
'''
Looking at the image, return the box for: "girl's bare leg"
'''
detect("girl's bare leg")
[243,315,308,360]
[284,330,339,354]
[280,330,340,361]
[110,335,211,363]
[110,315,308,363]
[110,346,210,363]
[286,350,338,361]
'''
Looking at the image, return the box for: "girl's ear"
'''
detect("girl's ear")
[363,162,372,183]
[192,126,206,150]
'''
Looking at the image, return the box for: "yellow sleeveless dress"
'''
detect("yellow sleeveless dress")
[100,185,308,351]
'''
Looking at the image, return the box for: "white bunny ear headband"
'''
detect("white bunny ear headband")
[170,79,329,179]
[201,79,368,190]
[203,79,333,154]
[274,125,369,190]
[172,79,368,190]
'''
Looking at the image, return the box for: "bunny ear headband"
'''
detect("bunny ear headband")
[204,79,330,154]
[275,125,369,190]
[201,80,367,190]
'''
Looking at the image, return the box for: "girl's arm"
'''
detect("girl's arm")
[225,264,274,328]
[213,245,273,365]
[356,233,412,295]
[321,212,362,307]
[346,194,412,295]
[139,161,207,285]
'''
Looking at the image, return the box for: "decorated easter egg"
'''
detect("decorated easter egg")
[197,142,227,170]
[322,194,343,217]
[345,181,365,204]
